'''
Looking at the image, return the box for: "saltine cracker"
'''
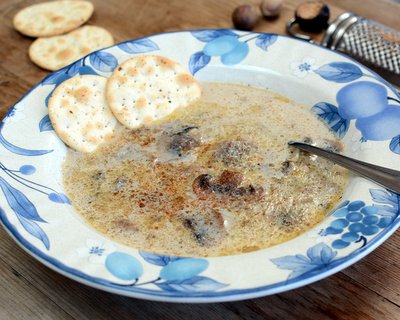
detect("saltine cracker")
[48,75,118,152]
[106,55,202,129]
[29,25,114,71]
[13,0,94,37]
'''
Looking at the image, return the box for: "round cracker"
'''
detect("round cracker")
[106,55,202,129]
[48,75,118,153]
[29,25,114,71]
[13,0,94,37]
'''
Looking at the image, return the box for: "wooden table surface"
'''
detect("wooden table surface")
[0,0,399,319]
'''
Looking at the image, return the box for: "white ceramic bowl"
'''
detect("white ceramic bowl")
[1,30,399,303]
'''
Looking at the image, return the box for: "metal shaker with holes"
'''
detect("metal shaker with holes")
[321,12,400,87]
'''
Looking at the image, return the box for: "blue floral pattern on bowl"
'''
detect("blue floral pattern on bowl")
[0,30,399,303]
[188,30,277,74]
[293,60,400,151]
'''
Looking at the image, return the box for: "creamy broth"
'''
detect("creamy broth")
[63,83,348,257]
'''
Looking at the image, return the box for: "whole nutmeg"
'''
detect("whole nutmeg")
[232,5,260,31]
[295,1,330,32]
[260,0,282,18]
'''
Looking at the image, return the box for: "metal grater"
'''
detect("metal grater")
[321,12,400,87]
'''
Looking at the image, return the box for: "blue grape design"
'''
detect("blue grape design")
[321,200,395,250]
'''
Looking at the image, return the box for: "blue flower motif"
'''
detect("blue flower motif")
[77,239,115,263]
[299,62,312,72]
[290,57,316,78]
[89,246,105,256]
[271,243,338,280]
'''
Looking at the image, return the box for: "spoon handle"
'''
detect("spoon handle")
[289,142,400,194]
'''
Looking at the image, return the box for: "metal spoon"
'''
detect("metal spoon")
[289,142,400,194]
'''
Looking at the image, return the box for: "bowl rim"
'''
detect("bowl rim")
[1,29,399,303]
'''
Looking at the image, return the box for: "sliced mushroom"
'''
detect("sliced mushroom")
[192,170,264,200]
[216,170,243,193]
[233,184,264,198]
[192,174,214,199]
[170,134,200,154]
[168,126,200,156]
[213,140,252,166]
[280,161,294,175]
[182,208,226,247]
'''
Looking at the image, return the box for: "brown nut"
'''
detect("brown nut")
[295,1,330,32]
[260,0,282,18]
[232,5,260,31]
